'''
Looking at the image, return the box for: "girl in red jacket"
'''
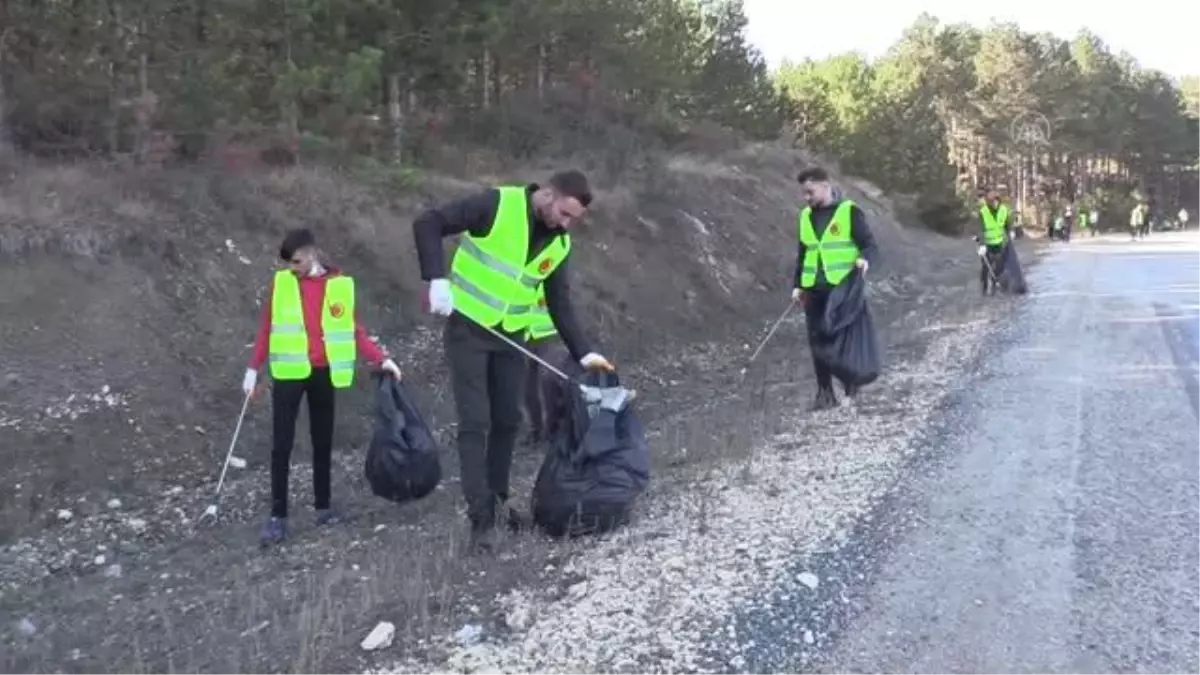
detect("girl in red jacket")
[243,228,401,546]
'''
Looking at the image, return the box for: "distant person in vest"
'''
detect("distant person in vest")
[412,170,614,552]
[975,188,1011,295]
[523,283,564,446]
[1130,202,1146,240]
[243,228,402,547]
[791,166,878,411]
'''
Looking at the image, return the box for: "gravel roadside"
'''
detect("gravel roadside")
[384,299,1001,674]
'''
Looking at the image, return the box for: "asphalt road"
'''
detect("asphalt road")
[824,231,1200,673]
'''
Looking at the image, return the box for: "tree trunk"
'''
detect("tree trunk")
[536,42,548,100]
[387,72,403,163]
[481,47,492,109]
[106,0,123,154]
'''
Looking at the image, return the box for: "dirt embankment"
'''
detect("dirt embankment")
[0,144,992,673]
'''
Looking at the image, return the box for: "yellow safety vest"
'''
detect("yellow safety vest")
[526,285,558,341]
[797,200,860,288]
[268,270,357,388]
[980,204,1009,245]
[450,186,571,334]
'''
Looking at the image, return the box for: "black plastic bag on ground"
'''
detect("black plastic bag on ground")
[532,371,651,538]
[995,242,1028,295]
[364,376,441,504]
[813,270,882,388]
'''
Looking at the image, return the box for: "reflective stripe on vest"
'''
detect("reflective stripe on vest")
[268,270,357,388]
[526,286,557,341]
[980,205,1009,245]
[797,200,860,288]
[449,186,571,333]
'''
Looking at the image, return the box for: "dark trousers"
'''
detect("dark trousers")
[445,314,526,527]
[802,288,835,391]
[524,337,556,439]
[980,244,1004,289]
[270,367,336,518]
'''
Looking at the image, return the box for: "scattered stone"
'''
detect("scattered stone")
[104,564,123,579]
[803,630,815,645]
[360,621,395,651]
[455,623,484,647]
[106,498,122,509]
[797,572,819,590]
[505,604,532,632]
[127,518,148,534]
[93,555,106,566]
[17,617,36,636]
[56,509,73,522]
[229,456,247,469]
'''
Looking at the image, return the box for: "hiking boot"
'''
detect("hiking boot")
[314,508,354,527]
[259,517,287,547]
[810,387,839,412]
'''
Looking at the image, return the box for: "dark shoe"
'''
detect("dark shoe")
[468,523,498,555]
[259,517,287,547]
[314,508,354,527]
[810,388,839,411]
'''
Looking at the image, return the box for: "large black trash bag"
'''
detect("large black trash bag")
[532,370,651,538]
[995,242,1029,295]
[812,270,882,388]
[364,375,442,503]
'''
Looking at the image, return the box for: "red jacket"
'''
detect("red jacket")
[249,267,387,371]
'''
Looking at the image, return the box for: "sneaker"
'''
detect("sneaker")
[259,517,287,547]
[810,388,839,412]
[314,508,354,527]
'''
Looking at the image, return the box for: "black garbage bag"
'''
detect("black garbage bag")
[364,376,441,504]
[812,270,882,388]
[532,371,651,538]
[995,242,1028,295]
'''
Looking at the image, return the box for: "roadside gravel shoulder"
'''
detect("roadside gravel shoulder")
[384,298,1002,674]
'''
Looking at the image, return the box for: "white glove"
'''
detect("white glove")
[242,368,258,395]
[428,278,453,316]
[791,287,802,302]
[977,245,987,257]
[580,352,615,372]
[381,358,402,380]
[855,258,869,272]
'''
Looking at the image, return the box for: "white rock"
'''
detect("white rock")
[803,630,815,645]
[505,604,532,631]
[94,555,106,566]
[127,518,148,534]
[229,456,247,469]
[104,564,123,579]
[797,572,819,590]
[106,498,122,509]
[17,618,36,636]
[56,509,73,522]
[454,623,484,646]
[360,621,395,651]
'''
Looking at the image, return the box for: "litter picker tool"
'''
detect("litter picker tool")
[740,302,795,376]
[199,391,252,523]
[478,323,572,381]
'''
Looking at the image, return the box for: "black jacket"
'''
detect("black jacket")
[413,184,592,360]
[794,199,878,291]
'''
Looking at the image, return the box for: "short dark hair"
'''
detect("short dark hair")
[548,170,593,208]
[796,167,831,184]
[279,228,316,261]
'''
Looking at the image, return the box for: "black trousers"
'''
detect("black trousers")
[523,337,557,438]
[444,314,526,527]
[270,367,336,518]
[980,244,1004,289]
[802,288,835,391]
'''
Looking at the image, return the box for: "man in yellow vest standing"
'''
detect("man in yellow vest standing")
[412,170,614,552]
[244,228,401,547]
[791,167,878,411]
[976,188,1012,295]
